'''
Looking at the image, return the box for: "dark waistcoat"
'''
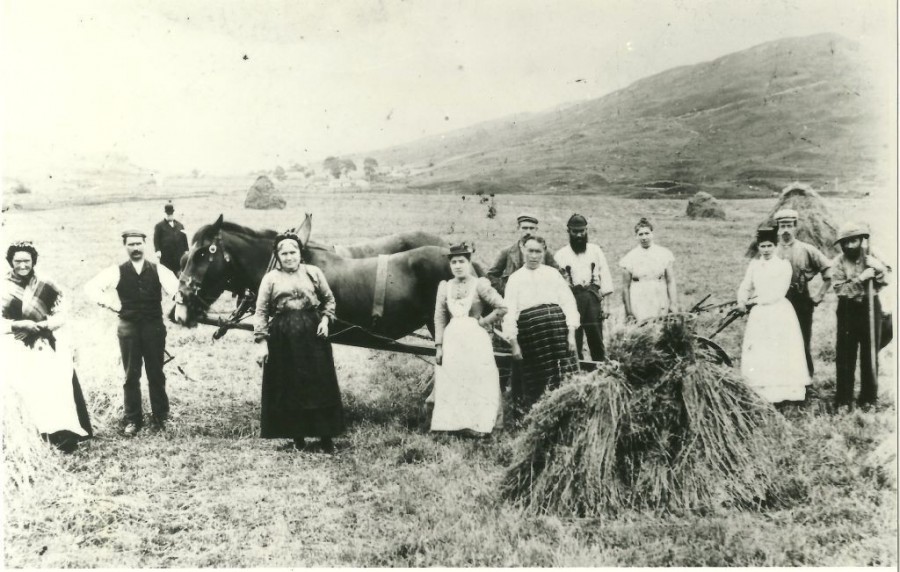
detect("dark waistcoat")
[116,262,163,322]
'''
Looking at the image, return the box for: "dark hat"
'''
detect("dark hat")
[835,222,869,245]
[516,213,538,225]
[567,213,588,229]
[121,229,147,239]
[447,241,475,258]
[164,201,175,214]
[755,226,777,245]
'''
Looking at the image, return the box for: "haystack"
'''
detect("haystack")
[746,182,837,257]
[244,175,286,210]
[686,191,726,220]
[501,319,784,516]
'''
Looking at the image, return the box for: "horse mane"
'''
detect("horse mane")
[192,221,278,243]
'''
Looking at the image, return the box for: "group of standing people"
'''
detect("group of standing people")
[2,200,891,456]
[737,209,890,410]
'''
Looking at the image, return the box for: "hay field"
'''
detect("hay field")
[1,189,895,567]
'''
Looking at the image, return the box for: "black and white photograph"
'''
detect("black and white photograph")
[1,0,896,566]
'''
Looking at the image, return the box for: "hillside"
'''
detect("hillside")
[369,33,890,197]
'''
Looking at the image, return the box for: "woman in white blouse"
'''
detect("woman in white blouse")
[503,236,580,411]
[254,231,342,452]
[738,227,809,403]
[620,217,678,322]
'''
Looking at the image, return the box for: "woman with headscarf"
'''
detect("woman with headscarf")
[620,217,679,322]
[737,227,809,403]
[431,242,507,435]
[2,241,93,453]
[254,231,343,452]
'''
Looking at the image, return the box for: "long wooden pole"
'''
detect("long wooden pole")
[865,238,877,379]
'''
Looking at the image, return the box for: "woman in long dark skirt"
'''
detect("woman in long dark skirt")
[254,231,343,452]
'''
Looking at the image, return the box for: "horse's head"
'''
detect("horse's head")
[173,214,233,327]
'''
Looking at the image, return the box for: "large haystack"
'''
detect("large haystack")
[502,319,784,515]
[686,191,726,220]
[747,182,837,257]
[244,175,286,210]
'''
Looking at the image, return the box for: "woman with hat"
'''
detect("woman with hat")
[254,231,343,452]
[2,241,93,452]
[430,242,507,435]
[737,227,809,403]
[620,217,679,322]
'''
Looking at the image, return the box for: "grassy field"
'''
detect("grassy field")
[1,188,896,566]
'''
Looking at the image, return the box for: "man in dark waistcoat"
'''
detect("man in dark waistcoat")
[85,230,180,435]
[153,201,189,275]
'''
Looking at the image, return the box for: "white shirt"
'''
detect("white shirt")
[554,243,615,296]
[84,259,180,313]
[502,264,580,339]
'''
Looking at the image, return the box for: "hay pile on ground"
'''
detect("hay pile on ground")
[686,191,726,220]
[746,182,837,257]
[244,175,286,210]
[501,319,784,516]
[3,384,66,492]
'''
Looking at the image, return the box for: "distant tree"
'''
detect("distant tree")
[363,157,379,180]
[273,166,287,181]
[339,158,357,178]
[323,156,342,179]
[191,168,201,178]
[290,162,305,173]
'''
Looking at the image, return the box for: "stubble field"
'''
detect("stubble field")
[1,188,896,566]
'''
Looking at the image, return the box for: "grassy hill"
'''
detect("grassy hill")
[370,33,890,198]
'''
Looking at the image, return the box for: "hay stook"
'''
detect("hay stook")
[746,182,838,257]
[501,319,785,516]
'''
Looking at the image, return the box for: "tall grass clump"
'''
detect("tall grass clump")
[502,319,784,516]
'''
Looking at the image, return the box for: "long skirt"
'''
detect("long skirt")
[740,298,809,402]
[261,309,344,438]
[516,304,579,410]
[3,336,92,451]
[431,316,501,433]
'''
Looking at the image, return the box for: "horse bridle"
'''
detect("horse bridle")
[180,231,233,313]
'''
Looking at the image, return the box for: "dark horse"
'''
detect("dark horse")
[173,214,455,341]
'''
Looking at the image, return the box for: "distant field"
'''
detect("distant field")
[1,189,895,566]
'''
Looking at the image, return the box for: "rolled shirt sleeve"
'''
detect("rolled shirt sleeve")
[83,265,122,312]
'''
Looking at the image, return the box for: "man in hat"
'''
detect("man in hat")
[487,213,559,296]
[84,230,180,435]
[774,208,832,378]
[553,214,614,360]
[830,222,890,410]
[153,201,189,275]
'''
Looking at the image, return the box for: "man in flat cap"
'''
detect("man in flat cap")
[774,208,832,379]
[487,213,559,296]
[153,201,189,275]
[84,230,180,435]
[831,222,890,410]
[553,214,614,360]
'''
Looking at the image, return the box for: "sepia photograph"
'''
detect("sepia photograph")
[1,0,896,567]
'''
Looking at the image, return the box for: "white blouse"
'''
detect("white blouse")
[502,265,580,338]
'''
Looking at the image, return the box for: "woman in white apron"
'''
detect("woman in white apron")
[620,217,679,321]
[431,242,507,435]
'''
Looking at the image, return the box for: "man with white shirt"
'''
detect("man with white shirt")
[503,235,580,411]
[84,230,180,436]
[554,214,614,361]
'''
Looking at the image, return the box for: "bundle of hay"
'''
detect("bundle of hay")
[501,319,783,516]
[3,384,65,492]
[686,191,726,220]
[746,182,838,257]
[244,175,287,210]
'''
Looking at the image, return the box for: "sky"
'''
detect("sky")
[1,0,895,176]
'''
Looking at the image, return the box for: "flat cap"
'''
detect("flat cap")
[517,213,538,225]
[834,221,870,245]
[567,213,588,229]
[773,208,799,222]
[121,229,147,239]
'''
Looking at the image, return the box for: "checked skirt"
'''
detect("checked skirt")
[516,303,579,410]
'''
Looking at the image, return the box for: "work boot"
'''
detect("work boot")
[123,423,140,437]
[320,437,335,453]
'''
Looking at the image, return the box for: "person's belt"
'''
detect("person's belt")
[632,276,663,282]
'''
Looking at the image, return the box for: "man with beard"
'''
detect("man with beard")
[153,201,189,275]
[85,230,180,436]
[774,208,832,378]
[553,214,614,360]
[487,213,559,296]
[830,222,889,410]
